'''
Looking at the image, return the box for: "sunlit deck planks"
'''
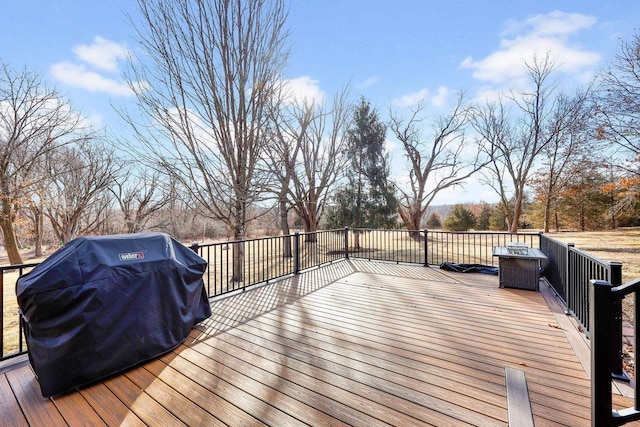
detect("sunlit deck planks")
[0,259,635,426]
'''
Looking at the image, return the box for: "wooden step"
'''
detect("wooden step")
[505,367,535,427]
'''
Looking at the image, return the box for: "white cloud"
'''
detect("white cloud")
[431,86,449,107]
[82,112,105,129]
[461,11,600,84]
[473,85,509,104]
[51,62,134,97]
[358,76,380,89]
[51,36,140,97]
[282,76,325,105]
[502,10,596,38]
[393,88,429,108]
[392,86,451,108]
[72,36,131,73]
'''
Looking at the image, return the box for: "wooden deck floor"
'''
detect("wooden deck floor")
[0,260,636,426]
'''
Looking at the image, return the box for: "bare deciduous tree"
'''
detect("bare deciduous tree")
[596,31,640,167]
[471,101,514,229]
[263,94,306,256]
[123,0,288,281]
[44,141,119,243]
[286,90,351,240]
[0,62,87,263]
[265,87,351,251]
[472,55,583,232]
[111,166,172,233]
[595,32,640,217]
[533,90,593,232]
[22,181,47,257]
[390,94,484,238]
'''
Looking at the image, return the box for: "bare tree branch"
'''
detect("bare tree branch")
[472,54,583,232]
[111,164,173,233]
[0,61,90,263]
[43,140,120,243]
[121,0,289,281]
[390,93,486,236]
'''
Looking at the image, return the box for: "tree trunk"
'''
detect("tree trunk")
[304,223,318,242]
[510,192,524,233]
[232,198,246,282]
[303,201,319,242]
[399,205,423,241]
[0,211,23,264]
[543,195,552,233]
[124,212,135,234]
[280,199,292,258]
[353,229,361,249]
[34,210,44,257]
[610,192,617,230]
[232,238,245,282]
[63,221,78,245]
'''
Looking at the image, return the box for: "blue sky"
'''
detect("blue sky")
[2,1,639,204]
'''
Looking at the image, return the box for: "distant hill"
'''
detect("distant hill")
[424,205,454,227]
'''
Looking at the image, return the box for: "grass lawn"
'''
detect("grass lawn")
[547,227,640,283]
[548,227,639,327]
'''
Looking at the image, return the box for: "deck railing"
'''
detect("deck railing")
[1,263,39,361]
[424,230,541,266]
[0,228,634,400]
[346,228,426,264]
[540,234,623,334]
[188,229,346,297]
[591,278,640,427]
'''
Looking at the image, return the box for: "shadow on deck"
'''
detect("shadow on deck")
[0,260,637,426]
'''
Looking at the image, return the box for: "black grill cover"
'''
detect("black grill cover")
[439,262,499,275]
[16,232,211,397]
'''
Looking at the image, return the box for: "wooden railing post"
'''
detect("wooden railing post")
[538,230,543,250]
[344,227,349,259]
[636,288,639,412]
[423,229,428,266]
[610,262,627,381]
[1,271,3,354]
[591,279,614,427]
[294,232,300,275]
[566,243,574,315]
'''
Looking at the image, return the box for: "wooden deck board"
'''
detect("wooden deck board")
[0,372,29,427]
[5,365,67,426]
[154,349,312,427]
[217,315,505,426]
[50,384,107,426]
[505,367,534,427]
[123,364,227,426]
[173,339,417,426]
[1,259,638,426]
[202,326,467,426]
[102,373,186,426]
[79,382,147,427]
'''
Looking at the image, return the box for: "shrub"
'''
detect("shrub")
[444,204,476,231]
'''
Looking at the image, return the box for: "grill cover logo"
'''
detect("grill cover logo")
[119,252,145,261]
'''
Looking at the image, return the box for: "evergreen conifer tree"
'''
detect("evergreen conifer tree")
[326,98,398,241]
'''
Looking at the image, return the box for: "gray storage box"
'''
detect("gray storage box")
[493,246,547,291]
[497,257,540,290]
